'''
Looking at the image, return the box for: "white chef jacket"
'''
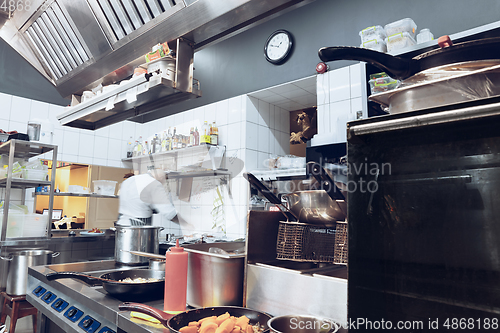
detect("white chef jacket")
[116,173,176,226]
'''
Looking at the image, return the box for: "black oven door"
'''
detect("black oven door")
[347,99,500,330]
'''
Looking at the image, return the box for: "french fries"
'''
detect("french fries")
[179,313,259,333]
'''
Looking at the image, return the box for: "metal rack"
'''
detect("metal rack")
[0,140,58,243]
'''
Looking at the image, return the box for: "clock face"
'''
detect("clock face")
[265,30,293,64]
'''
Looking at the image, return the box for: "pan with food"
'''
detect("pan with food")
[46,269,165,301]
[117,304,273,333]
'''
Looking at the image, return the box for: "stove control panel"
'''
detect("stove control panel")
[33,286,46,297]
[52,298,69,312]
[29,282,117,333]
[65,306,84,322]
[78,315,101,332]
[42,291,57,304]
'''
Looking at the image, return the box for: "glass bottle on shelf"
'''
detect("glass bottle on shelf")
[201,121,210,144]
[211,121,218,145]
[161,131,168,152]
[194,127,199,146]
[127,136,134,158]
[189,127,194,147]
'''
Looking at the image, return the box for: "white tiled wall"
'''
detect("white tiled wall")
[1,89,290,240]
[313,63,367,146]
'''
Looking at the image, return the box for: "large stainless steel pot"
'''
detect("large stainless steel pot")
[114,226,164,265]
[1,249,59,295]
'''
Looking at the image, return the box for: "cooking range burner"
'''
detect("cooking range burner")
[27,260,165,333]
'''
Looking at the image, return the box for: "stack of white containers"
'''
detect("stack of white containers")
[360,18,433,54]
[359,25,387,53]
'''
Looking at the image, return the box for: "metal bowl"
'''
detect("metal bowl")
[268,315,340,333]
[282,191,346,225]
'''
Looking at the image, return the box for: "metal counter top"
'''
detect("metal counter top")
[1,229,115,248]
[27,260,169,333]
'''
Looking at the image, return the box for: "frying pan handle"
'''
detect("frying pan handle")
[118,302,172,326]
[243,172,298,221]
[318,46,412,80]
[307,162,345,201]
[46,272,102,285]
[438,35,453,48]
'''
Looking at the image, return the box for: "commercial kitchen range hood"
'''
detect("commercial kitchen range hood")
[0,0,314,130]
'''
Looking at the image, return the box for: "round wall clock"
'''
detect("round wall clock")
[264,30,293,65]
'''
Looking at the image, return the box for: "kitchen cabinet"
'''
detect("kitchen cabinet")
[0,139,57,243]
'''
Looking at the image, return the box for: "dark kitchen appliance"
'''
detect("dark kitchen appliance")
[347,95,500,330]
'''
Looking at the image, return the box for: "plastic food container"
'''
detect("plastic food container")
[0,212,47,238]
[93,180,117,196]
[22,214,48,237]
[361,36,387,53]
[417,28,434,44]
[385,32,417,53]
[384,18,417,39]
[22,169,48,181]
[359,25,386,43]
[369,76,399,94]
[146,57,176,81]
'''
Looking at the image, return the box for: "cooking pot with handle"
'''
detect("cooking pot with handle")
[1,249,59,295]
[113,226,164,265]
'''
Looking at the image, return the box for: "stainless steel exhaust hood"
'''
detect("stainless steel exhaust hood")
[0,0,313,129]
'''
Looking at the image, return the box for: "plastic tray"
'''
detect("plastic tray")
[359,25,386,43]
[385,32,417,53]
[369,76,399,94]
[93,180,117,196]
[361,36,387,53]
[384,18,417,39]
[22,169,48,181]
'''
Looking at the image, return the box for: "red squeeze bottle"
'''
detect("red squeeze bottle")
[164,238,188,313]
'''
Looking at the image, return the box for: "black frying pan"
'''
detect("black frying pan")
[117,304,272,333]
[46,269,165,301]
[319,36,500,80]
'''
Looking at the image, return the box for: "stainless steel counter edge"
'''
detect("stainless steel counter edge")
[28,262,168,333]
[1,230,115,247]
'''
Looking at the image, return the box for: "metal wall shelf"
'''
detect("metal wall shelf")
[33,192,118,199]
[0,178,52,189]
[0,140,57,243]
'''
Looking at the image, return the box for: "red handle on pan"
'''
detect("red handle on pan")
[118,302,173,327]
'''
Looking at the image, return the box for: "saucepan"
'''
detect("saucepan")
[319,36,500,113]
[117,304,273,333]
[46,269,165,301]
[244,162,346,225]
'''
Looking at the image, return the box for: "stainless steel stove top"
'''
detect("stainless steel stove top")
[27,260,167,333]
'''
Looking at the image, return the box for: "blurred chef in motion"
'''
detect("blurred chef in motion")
[116,168,176,226]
